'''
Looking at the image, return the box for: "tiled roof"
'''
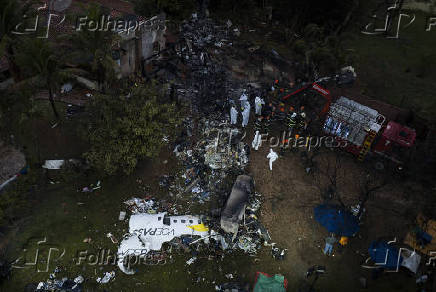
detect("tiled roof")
[76,0,135,15]
[35,0,138,39]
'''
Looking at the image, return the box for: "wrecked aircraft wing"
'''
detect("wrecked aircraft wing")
[117,212,209,274]
[220,175,253,236]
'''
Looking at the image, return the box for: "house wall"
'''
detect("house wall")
[140,15,167,62]
[120,38,137,77]
[116,14,167,78]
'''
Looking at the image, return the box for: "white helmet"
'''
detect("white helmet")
[301,112,306,118]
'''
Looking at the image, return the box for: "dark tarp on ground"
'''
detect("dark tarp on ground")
[314,204,359,237]
[368,241,402,270]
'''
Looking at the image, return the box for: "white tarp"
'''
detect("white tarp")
[42,160,65,170]
[61,83,73,94]
[400,249,421,273]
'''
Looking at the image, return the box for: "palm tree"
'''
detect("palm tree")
[66,3,119,92]
[0,0,33,80]
[14,38,73,120]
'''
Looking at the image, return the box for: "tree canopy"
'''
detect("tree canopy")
[133,0,196,20]
[66,3,119,92]
[14,38,71,119]
[83,83,179,175]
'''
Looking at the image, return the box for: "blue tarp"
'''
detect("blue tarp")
[368,241,402,269]
[19,166,29,175]
[314,204,359,236]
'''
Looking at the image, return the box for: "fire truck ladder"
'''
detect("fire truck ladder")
[358,129,377,161]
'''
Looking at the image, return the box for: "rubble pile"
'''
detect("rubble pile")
[115,15,285,280]
[178,17,240,116]
[34,267,84,292]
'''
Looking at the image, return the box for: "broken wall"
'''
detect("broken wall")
[141,15,167,62]
[120,37,138,77]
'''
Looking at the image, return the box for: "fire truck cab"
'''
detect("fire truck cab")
[372,121,416,164]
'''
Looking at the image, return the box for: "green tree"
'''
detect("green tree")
[83,82,179,175]
[133,0,196,20]
[66,3,119,92]
[0,171,36,227]
[0,0,33,79]
[292,23,351,77]
[209,0,257,22]
[14,38,73,120]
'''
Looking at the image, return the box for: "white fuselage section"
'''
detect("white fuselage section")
[117,212,208,274]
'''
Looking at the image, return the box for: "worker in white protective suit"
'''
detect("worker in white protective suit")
[241,101,250,128]
[252,130,262,150]
[230,105,238,125]
[267,148,278,170]
[239,90,248,102]
[255,96,265,116]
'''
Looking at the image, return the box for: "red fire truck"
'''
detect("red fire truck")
[282,83,416,165]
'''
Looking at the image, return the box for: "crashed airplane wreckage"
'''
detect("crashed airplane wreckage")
[220,175,253,240]
[117,212,209,274]
[117,175,270,274]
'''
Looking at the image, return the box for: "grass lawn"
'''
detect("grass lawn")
[343,10,436,122]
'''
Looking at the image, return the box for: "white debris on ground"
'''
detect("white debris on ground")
[124,198,157,214]
[108,15,286,279]
[35,267,84,291]
[96,271,115,284]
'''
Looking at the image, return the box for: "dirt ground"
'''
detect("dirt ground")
[1,117,433,291]
[245,122,433,291]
